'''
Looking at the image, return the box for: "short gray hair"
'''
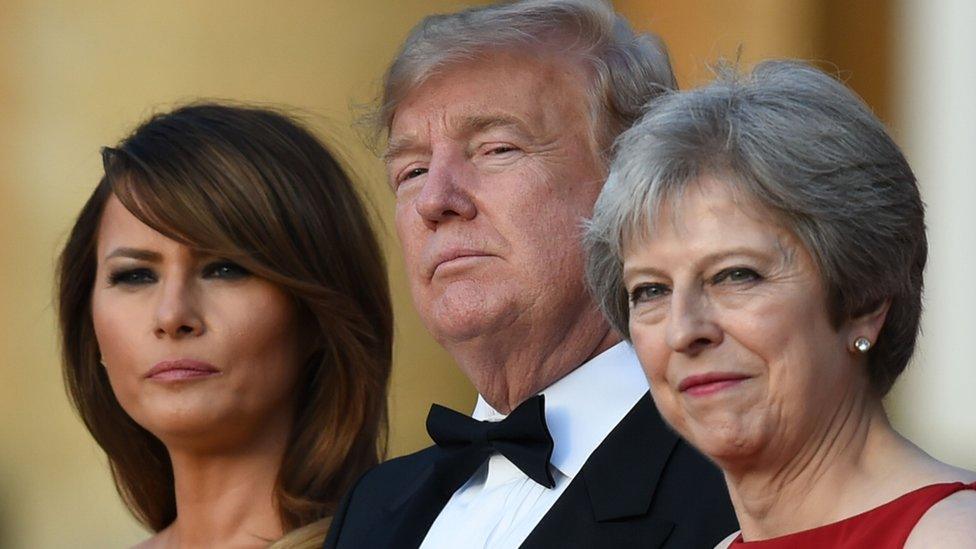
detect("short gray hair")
[585,61,926,396]
[374,0,676,153]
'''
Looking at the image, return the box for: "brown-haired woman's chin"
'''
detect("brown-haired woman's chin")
[58,103,391,548]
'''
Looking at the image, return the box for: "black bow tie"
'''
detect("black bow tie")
[426,394,556,489]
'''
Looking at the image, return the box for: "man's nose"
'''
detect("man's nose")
[665,288,722,355]
[153,278,205,339]
[414,152,477,229]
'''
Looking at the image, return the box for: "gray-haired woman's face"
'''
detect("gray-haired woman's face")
[621,176,879,467]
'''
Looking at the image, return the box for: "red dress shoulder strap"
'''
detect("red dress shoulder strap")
[730,481,976,548]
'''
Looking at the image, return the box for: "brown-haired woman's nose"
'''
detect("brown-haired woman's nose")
[153,283,204,339]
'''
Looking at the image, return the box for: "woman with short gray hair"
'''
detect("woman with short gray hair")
[585,61,976,547]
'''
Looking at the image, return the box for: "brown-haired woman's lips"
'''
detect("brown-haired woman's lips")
[145,359,221,381]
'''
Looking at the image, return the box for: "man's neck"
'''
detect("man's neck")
[447,311,620,414]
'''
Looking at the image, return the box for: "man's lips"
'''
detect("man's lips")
[145,359,220,381]
[428,248,494,277]
[677,372,751,396]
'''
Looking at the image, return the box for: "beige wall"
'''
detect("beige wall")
[888,0,976,472]
[1,1,969,547]
[616,0,892,121]
[617,0,824,88]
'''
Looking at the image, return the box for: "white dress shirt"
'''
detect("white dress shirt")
[419,342,650,549]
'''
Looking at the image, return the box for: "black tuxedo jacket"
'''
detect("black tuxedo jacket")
[324,393,737,548]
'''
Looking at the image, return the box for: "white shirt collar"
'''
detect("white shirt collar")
[470,341,649,479]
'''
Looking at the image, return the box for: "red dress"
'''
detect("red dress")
[730,481,976,548]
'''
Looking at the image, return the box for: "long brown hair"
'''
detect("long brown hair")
[57,103,392,546]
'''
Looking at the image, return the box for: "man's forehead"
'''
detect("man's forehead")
[385,70,590,161]
[385,111,537,160]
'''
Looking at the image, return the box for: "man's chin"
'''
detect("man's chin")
[428,317,504,345]
[418,283,521,345]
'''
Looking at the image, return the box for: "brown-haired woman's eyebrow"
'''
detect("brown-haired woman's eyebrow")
[104,247,163,262]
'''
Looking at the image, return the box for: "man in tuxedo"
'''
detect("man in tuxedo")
[325,1,737,547]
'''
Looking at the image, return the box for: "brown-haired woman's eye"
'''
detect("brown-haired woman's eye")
[109,268,157,286]
[202,261,251,280]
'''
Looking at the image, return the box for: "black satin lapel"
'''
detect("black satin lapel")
[376,461,439,549]
[385,462,433,511]
[523,515,675,548]
[386,446,489,549]
[582,393,678,521]
[522,394,681,548]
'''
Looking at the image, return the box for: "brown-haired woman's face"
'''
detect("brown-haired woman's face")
[91,196,306,449]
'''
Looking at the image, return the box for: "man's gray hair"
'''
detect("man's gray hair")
[374,0,676,153]
[585,60,926,396]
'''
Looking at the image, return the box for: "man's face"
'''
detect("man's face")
[387,52,607,346]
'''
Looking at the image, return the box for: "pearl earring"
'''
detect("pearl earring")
[854,337,872,353]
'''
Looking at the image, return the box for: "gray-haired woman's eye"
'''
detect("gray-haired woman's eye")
[629,283,670,305]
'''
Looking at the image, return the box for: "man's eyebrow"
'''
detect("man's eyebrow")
[104,247,163,262]
[453,114,533,139]
[383,114,535,164]
[383,135,425,164]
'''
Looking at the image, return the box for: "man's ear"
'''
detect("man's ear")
[845,298,891,352]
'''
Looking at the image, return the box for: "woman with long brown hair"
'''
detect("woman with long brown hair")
[57,103,392,548]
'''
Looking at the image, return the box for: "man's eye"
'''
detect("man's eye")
[713,267,761,284]
[109,268,156,286]
[401,167,428,182]
[629,283,670,305]
[486,145,517,155]
[203,261,251,280]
